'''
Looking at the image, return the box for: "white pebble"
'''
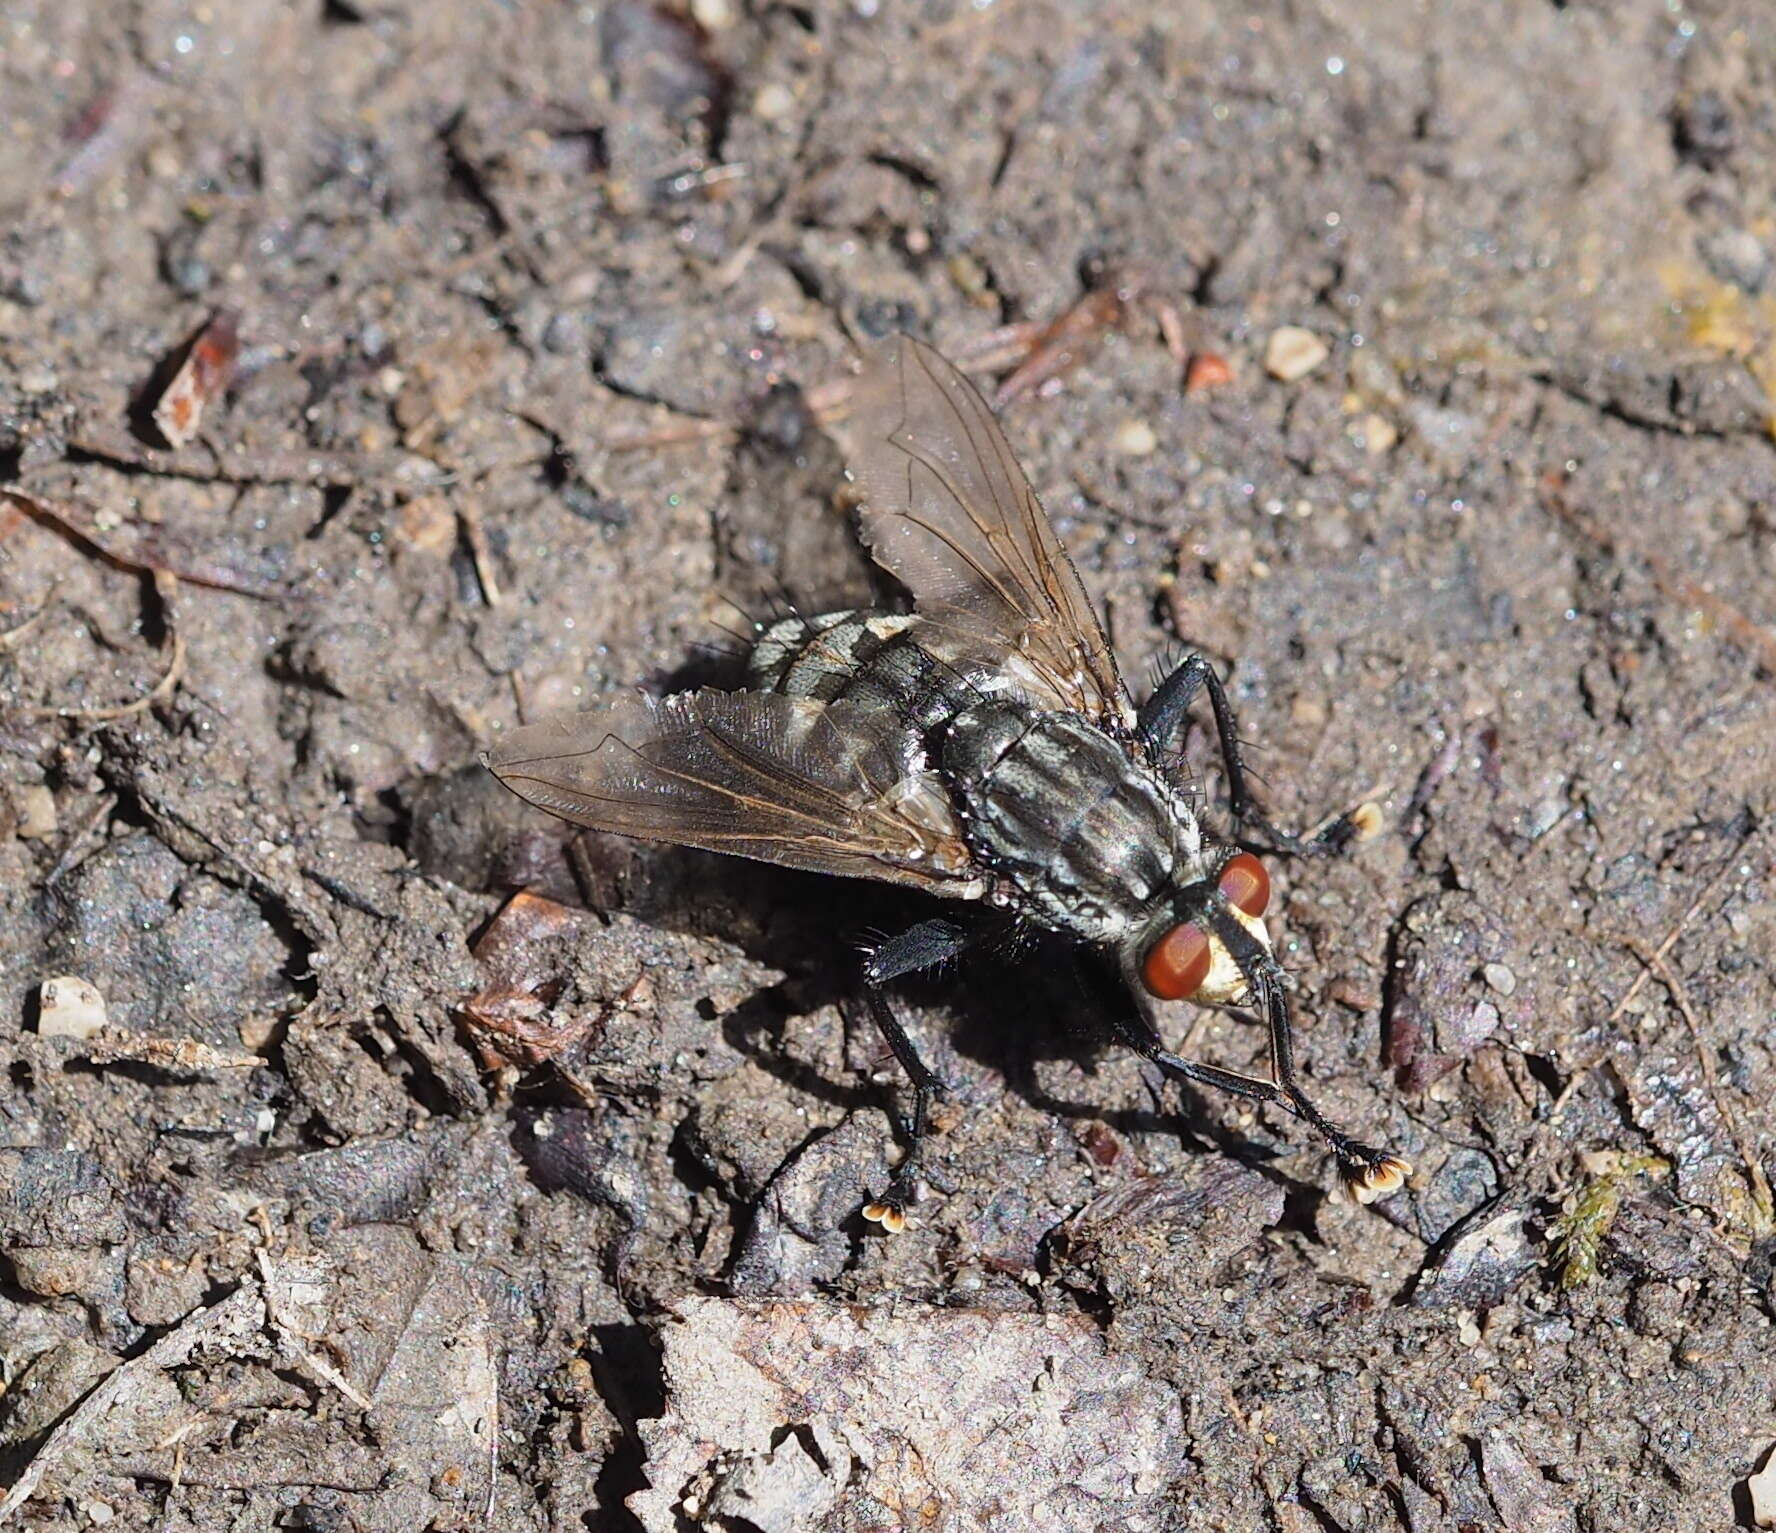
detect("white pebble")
[1264,326,1330,382]
[753,83,796,122]
[1112,419,1158,456]
[1356,412,1398,455]
[37,976,109,1039]
[16,784,57,839]
[1749,1444,1776,1528]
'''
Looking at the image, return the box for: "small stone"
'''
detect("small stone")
[1700,228,1769,295]
[1748,1443,1776,1528]
[1264,326,1329,382]
[1355,412,1398,455]
[36,976,109,1039]
[1112,418,1158,456]
[541,310,589,355]
[397,495,457,557]
[1184,352,1234,393]
[164,255,211,298]
[16,784,57,839]
[1482,962,1517,997]
[145,144,182,180]
[690,0,734,26]
[753,82,796,123]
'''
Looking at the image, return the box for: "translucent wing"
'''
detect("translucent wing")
[842,334,1132,727]
[484,689,985,895]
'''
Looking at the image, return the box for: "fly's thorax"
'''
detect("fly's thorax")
[940,702,1201,942]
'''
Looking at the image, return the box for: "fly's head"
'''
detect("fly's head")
[1128,849,1276,1008]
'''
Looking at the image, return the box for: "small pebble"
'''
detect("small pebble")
[145,144,182,180]
[37,976,109,1039]
[689,0,733,27]
[1748,1444,1776,1528]
[1356,412,1398,455]
[1482,962,1517,998]
[753,82,796,123]
[1701,227,1769,295]
[541,311,588,356]
[164,256,212,298]
[17,784,58,839]
[1185,352,1234,393]
[397,495,457,556]
[1112,419,1158,456]
[1264,326,1330,382]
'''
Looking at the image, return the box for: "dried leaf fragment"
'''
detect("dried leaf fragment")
[152,310,240,448]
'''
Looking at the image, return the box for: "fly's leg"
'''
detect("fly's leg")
[1137,653,1354,856]
[857,917,972,1231]
[1099,967,1411,1203]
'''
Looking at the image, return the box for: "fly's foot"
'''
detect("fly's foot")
[862,1186,911,1235]
[1337,1143,1414,1204]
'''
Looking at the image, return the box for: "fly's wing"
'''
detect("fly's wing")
[842,334,1132,727]
[484,689,984,895]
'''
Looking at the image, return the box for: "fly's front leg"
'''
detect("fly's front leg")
[857,917,972,1231]
[1096,963,1411,1203]
[1137,652,1354,856]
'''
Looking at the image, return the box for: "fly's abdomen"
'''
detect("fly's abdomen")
[748,611,985,730]
[941,705,1184,938]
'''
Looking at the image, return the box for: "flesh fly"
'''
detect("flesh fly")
[486,336,1410,1226]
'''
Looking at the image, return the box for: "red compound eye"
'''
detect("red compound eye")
[1141,922,1212,1000]
[1217,851,1271,917]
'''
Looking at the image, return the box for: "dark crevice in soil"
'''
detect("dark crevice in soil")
[586,1321,665,1533]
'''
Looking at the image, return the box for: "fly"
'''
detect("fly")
[485,336,1411,1229]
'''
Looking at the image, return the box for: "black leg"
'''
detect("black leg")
[857,918,972,1229]
[1094,958,1410,1202]
[1137,652,1352,856]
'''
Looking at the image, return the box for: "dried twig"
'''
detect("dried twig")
[1605,833,1757,1026]
[78,1030,265,1073]
[7,568,186,722]
[457,503,503,607]
[2,484,288,599]
[0,596,54,650]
